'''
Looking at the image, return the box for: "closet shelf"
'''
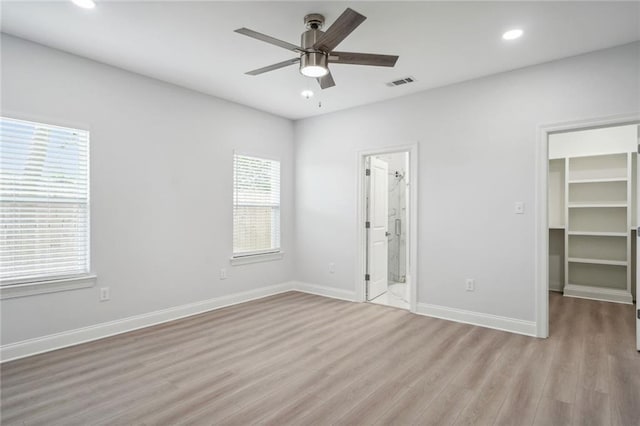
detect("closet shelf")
[568,257,627,266]
[567,231,627,237]
[568,177,627,184]
[567,202,627,208]
[550,149,634,305]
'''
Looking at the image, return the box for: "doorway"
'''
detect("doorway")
[357,145,418,312]
[538,116,640,351]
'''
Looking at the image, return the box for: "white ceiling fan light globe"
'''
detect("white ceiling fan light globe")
[300,65,328,78]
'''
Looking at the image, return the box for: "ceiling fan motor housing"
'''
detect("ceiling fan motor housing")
[300,24,328,76]
[301,27,324,50]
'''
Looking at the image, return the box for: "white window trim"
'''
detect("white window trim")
[0,274,97,300]
[229,251,285,266]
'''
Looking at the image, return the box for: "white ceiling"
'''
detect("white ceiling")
[1,1,639,120]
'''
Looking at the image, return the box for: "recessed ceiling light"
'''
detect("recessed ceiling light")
[502,29,523,40]
[71,0,96,9]
[301,90,314,99]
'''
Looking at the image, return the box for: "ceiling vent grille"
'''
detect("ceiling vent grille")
[387,76,416,87]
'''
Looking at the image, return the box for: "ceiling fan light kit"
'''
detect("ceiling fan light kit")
[300,53,328,77]
[235,8,399,89]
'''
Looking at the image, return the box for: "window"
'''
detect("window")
[233,153,280,257]
[0,117,90,285]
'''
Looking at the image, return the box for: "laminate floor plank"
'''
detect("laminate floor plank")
[608,353,640,426]
[260,356,395,426]
[493,334,557,426]
[1,291,638,426]
[453,334,535,426]
[572,387,611,426]
[578,333,610,394]
[411,383,473,426]
[372,324,480,426]
[541,340,581,405]
[336,322,478,425]
[532,397,573,426]
[216,368,333,426]
[449,328,511,389]
[541,295,583,406]
[291,319,457,425]
[602,300,639,361]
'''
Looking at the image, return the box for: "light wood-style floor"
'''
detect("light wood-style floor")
[1,291,638,425]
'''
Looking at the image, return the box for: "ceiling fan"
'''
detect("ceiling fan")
[234,8,399,89]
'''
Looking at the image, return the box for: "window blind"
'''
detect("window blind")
[233,154,280,257]
[0,117,90,284]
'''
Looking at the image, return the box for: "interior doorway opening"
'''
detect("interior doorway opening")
[364,151,410,310]
[544,121,640,350]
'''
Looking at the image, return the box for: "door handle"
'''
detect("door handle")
[385,231,391,237]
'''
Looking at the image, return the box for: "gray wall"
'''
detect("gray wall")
[0,35,295,345]
[293,42,640,322]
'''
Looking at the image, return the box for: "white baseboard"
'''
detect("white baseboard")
[415,302,537,337]
[291,281,357,302]
[1,281,296,363]
[563,283,633,304]
[2,280,537,362]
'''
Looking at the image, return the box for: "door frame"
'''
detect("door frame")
[356,143,419,312]
[535,113,640,338]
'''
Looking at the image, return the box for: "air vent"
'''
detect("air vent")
[387,76,416,87]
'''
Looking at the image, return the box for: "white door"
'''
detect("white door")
[367,157,389,301]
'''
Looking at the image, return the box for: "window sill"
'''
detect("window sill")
[0,274,97,300]
[230,252,285,266]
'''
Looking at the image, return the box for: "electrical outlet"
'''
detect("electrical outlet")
[220,268,227,280]
[514,201,525,214]
[465,279,475,292]
[99,287,110,301]
[329,262,335,274]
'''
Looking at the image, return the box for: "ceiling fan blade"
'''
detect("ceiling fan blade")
[317,71,336,89]
[246,58,300,76]
[235,28,301,52]
[329,51,399,67]
[313,8,366,52]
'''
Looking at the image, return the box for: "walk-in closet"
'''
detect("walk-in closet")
[548,124,638,304]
